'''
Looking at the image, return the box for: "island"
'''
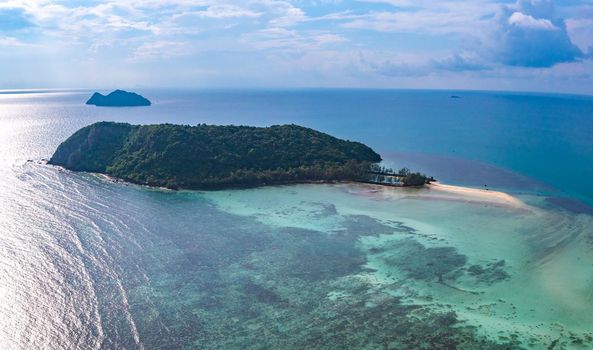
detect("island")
[86,90,151,107]
[49,122,432,190]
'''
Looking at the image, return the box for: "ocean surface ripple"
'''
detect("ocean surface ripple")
[1,90,593,349]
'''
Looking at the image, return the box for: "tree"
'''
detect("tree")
[403,172,429,186]
[398,167,410,176]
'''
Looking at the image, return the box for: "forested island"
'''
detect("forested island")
[86,90,151,107]
[50,122,432,190]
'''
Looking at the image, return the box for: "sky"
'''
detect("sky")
[0,0,592,94]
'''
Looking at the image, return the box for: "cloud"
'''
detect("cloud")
[342,0,587,71]
[0,0,592,93]
[0,36,32,47]
[565,5,593,53]
[369,60,428,77]
[432,54,490,71]
[492,0,584,67]
[508,11,556,30]
[192,5,261,19]
[265,1,308,27]
[129,40,191,62]
[340,1,499,36]
[242,27,347,51]
[0,7,35,30]
[315,33,348,45]
[356,51,491,79]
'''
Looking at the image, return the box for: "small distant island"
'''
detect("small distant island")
[86,90,151,107]
[49,122,432,190]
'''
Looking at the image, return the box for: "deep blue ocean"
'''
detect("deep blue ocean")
[1,89,593,349]
[43,89,593,203]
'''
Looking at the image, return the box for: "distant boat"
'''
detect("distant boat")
[450,95,462,99]
[86,89,151,107]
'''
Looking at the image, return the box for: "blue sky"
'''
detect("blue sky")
[1,0,592,94]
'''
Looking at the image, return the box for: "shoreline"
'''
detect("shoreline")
[351,181,530,211]
[426,182,527,209]
[48,163,529,210]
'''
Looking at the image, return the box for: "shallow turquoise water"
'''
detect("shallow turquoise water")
[1,90,593,349]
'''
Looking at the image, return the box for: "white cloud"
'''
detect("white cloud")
[491,0,583,67]
[314,33,348,45]
[242,27,347,51]
[565,5,593,53]
[192,5,261,19]
[340,2,499,36]
[508,11,556,30]
[128,40,191,62]
[0,0,592,93]
[0,36,33,47]
[264,1,308,27]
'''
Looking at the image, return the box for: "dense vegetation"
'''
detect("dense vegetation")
[50,122,382,189]
[397,167,435,186]
[368,165,434,187]
[49,122,134,172]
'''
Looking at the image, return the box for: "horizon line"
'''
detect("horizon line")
[1,87,592,99]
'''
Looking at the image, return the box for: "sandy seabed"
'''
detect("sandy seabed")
[200,182,593,349]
